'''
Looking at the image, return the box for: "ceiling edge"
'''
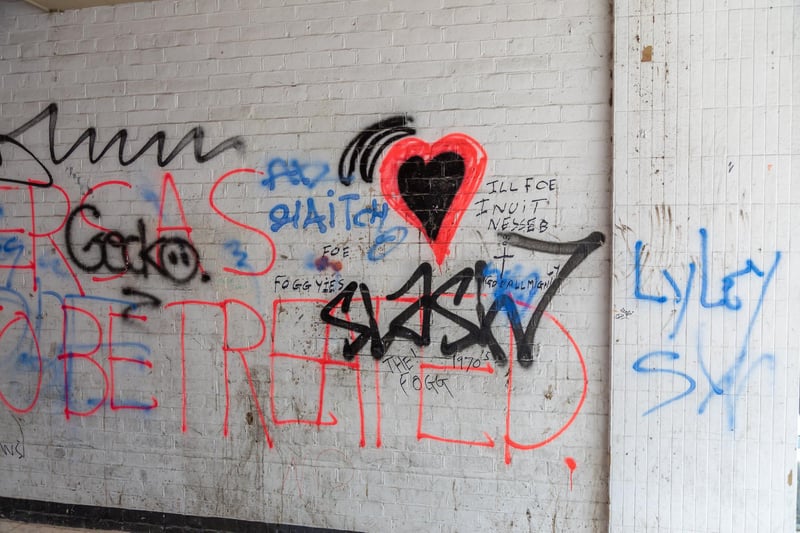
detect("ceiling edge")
[22,0,50,11]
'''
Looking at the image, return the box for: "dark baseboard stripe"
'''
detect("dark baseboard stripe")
[0,497,357,532]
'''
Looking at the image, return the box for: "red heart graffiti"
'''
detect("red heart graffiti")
[379,133,487,265]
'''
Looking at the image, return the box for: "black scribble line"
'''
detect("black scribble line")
[0,103,245,188]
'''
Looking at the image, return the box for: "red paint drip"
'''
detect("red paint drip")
[565,457,577,490]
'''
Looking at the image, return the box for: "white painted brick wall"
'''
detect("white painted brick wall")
[611,0,799,532]
[20,0,800,530]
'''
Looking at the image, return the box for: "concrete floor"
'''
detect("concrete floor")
[0,520,124,533]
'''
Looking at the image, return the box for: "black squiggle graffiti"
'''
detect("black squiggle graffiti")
[0,417,25,460]
[0,134,54,187]
[65,204,207,284]
[0,103,245,188]
[0,440,24,459]
[320,231,605,367]
[337,115,415,185]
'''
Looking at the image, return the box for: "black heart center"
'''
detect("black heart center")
[397,152,465,241]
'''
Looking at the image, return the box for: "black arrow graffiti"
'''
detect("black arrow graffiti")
[120,287,162,318]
